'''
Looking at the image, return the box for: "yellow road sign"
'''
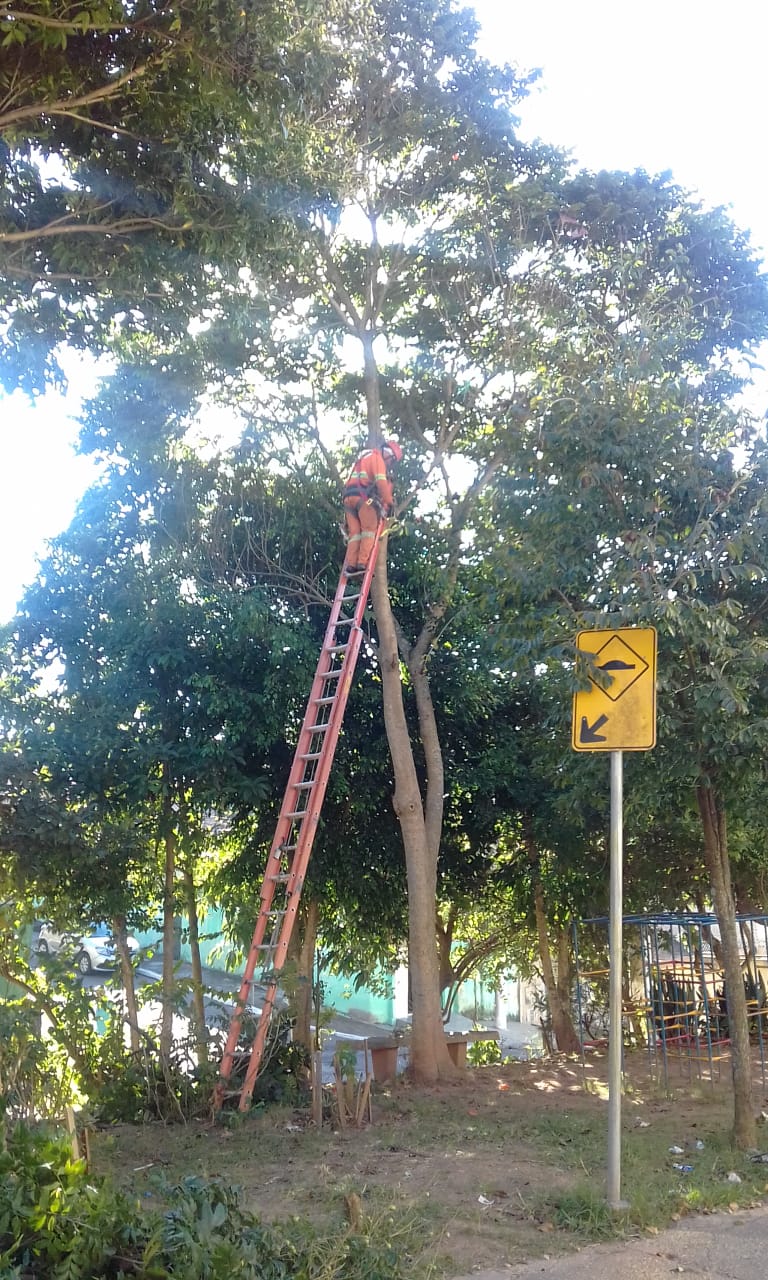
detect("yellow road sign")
[572,627,657,752]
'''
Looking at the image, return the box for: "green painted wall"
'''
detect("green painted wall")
[320,969,395,1023]
[136,909,499,1028]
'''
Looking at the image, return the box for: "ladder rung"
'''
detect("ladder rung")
[266,872,292,883]
[294,780,316,790]
[313,695,336,705]
[299,752,322,760]
[334,617,355,627]
[284,810,309,820]
[320,670,342,681]
[327,643,349,653]
[307,722,330,733]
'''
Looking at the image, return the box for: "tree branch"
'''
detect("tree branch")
[0,212,190,243]
[314,235,363,333]
[0,60,152,131]
[0,6,139,32]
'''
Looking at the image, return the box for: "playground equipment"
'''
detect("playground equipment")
[574,913,768,1088]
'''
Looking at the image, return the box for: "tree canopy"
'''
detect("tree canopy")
[3,0,768,1127]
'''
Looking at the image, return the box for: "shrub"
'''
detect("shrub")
[466,1038,502,1067]
[0,1121,416,1280]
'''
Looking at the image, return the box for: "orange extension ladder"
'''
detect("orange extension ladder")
[213,523,385,1112]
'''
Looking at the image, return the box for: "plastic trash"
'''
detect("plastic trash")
[726,1171,742,1183]
[672,1163,693,1173]
[694,1140,705,1150]
[750,1153,768,1163]
[669,1145,684,1154]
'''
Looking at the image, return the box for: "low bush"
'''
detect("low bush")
[0,1120,415,1280]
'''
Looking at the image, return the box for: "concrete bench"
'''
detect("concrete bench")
[335,1029,501,1079]
[334,1035,405,1084]
[445,1028,500,1067]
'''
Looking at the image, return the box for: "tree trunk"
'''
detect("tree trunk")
[697,782,755,1149]
[113,912,140,1054]
[361,330,382,435]
[360,316,455,1082]
[288,897,319,1052]
[160,781,177,1059]
[555,925,580,1053]
[182,863,208,1066]
[371,555,457,1082]
[532,876,580,1054]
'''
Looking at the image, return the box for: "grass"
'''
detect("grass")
[88,1056,768,1273]
[527,1102,768,1240]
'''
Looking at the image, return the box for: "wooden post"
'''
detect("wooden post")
[355,1076,372,1127]
[65,1106,80,1161]
[364,1040,373,1123]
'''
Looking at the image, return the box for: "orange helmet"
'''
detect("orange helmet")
[383,439,402,462]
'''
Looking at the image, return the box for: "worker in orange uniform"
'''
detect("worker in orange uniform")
[343,439,402,574]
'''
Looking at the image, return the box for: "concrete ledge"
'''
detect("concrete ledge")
[446,1029,501,1043]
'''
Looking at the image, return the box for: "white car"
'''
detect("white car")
[37,922,140,975]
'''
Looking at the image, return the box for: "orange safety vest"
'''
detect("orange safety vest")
[343,449,394,512]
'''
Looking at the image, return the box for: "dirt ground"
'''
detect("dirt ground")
[89,1050,768,1276]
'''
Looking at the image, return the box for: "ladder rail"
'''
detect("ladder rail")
[214,525,384,1111]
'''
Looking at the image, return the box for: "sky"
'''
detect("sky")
[2,0,768,622]
[473,0,768,258]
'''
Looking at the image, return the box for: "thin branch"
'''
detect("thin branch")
[314,235,363,333]
[52,109,143,139]
[0,213,189,243]
[0,60,152,131]
[0,962,97,1083]
[452,450,506,527]
[0,6,140,32]
[0,57,22,115]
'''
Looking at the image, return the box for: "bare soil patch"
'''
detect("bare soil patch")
[89,1051,768,1276]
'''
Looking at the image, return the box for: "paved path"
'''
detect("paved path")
[460,1204,768,1280]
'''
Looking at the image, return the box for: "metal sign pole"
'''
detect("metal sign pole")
[570,627,656,1207]
[607,748,628,1210]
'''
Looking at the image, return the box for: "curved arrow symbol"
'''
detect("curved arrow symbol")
[580,713,609,743]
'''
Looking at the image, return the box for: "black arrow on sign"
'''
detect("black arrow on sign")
[580,714,609,743]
